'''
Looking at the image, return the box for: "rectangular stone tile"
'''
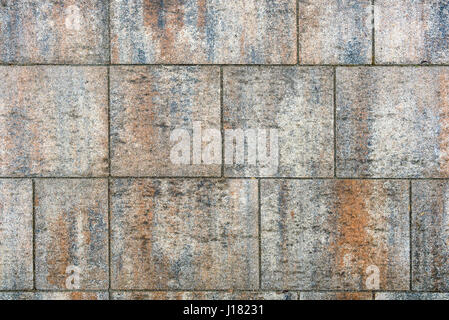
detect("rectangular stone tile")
[0,179,33,290]
[375,292,449,300]
[299,0,372,64]
[412,181,449,291]
[0,66,108,177]
[223,67,334,177]
[35,179,109,290]
[337,67,449,178]
[110,66,220,177]
[0,292,108,300]
[375,1,449,64]
[261,179,410,290]
[110,0,296,64]
[300,292,372,300]
[112,291,298,300]
[111,179,258,289]
[0,0,108,63]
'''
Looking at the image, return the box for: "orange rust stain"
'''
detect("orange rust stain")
[334,292,371,300]
[143,0,185,61]
[196,0,207,30]
[437,71,449,175]
[129,181,158,287]
[333,180,381,278]
[46,213,70,287]
[69,292,97,300]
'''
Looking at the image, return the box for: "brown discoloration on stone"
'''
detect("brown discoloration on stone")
[333,180,387,287]
[35,179,108,290]
[0,0,108,63]
[110,66,220,176]
[261,179,409,290]
[0,66,108,177]
[111,179,258,289]
[337,67,449,178]
[112,291,297,300]
[111,0,296,64]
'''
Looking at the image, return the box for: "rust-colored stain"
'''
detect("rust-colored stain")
[333,180,387,287]
[46,214,70,287]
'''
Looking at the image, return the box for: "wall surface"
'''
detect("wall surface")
[1,0,449,300]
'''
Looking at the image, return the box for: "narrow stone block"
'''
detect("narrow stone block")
[35,179,109,289]
[412,181,449,291]
[0,179,33,289]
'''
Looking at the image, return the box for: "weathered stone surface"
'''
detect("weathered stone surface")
[112,291,298,300]
[0,292,108,300]
[0,0,108,63]
[337,67,449,178]
[375,292,449,300]
[0,66,108,177]
[300,292,372,300]
[35,179,109,290]
[0,179,33,290]
[223,67,334,177]
[110,66,220,177]
[261,179,410,290]
[375,1,449,64]
[299,0,372,64]
[412,181,449,291]
[110,0,296,64]
[111,179,258,289]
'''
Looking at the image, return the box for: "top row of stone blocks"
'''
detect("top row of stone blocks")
[1,0,448,65]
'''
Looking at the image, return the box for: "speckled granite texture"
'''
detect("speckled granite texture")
[1,0,449,301]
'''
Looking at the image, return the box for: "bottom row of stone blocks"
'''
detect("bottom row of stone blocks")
[1,292,449,300]
[0,178,448,291]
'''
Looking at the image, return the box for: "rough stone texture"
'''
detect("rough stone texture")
[300,292,372,300]
[0,292,108,300]
[112,291,298,300]
[298,0,372,64]
[110,0,296,64]
[375,293,449,300]
[111,179,258,289]
[0,0,108,64]
[375,0,449,64]
[110,66,220,177]
[412,181,449,291]
[0,66,108,177]
[35,179,108,290]
[337,67,449,178]
[0,179,33,290]
[223,67,334,177]
[261,179,410,290]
